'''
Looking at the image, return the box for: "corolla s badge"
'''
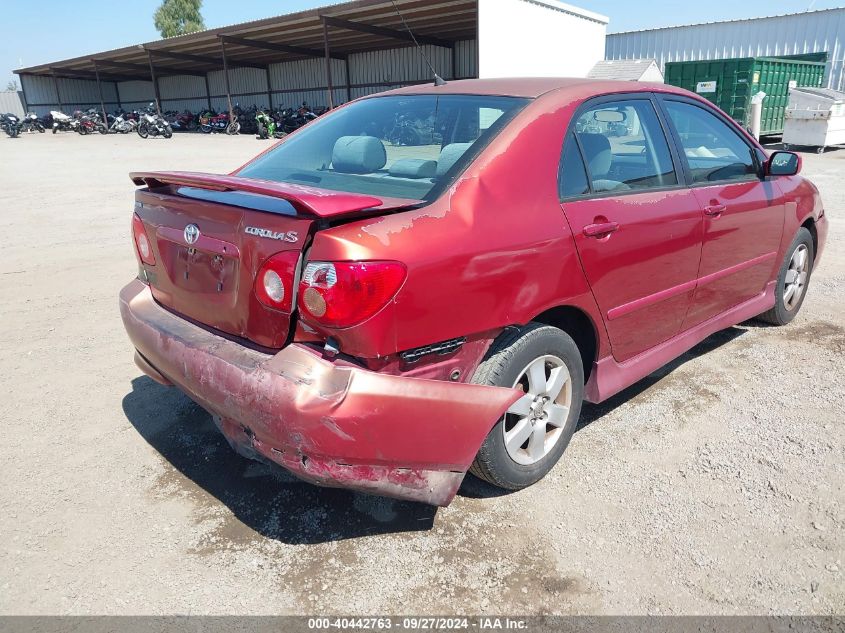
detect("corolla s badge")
[184,223,200,245]
[245,226,299,243]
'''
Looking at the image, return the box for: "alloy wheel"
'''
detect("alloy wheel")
[784,244,809,311]
[502,355,573,465]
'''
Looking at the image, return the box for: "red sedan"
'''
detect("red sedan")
[121,78,827,506]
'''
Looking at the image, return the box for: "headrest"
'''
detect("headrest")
[389,158,437,179]
[577,133,612,178]
[436,142,473,177]
[332,136,387,173]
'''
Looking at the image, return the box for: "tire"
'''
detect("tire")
[163,125,173,139]
[470,324,584,490]
[52,127,58,134]
[199,124,212,134]
[757,227,814,326]
[137,122,149,139]
[78,126,88,135]
[37,123,45,133]
[97,124,108,135]
[226,121,240,135]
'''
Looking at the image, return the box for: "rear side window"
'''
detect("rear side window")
[572,99,677,193]
[663,101,758,183]
[559,132,589,198]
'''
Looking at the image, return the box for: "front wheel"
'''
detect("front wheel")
[136,122,149,139]
[162,125,173,139]
[199,124,212,134]
[757,227,815,326]
[470,324,584,490]
[226,121,240,135]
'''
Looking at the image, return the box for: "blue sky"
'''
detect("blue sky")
[3,0,842,88]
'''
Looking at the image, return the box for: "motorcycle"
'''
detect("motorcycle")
[137,105,173,139]
[50,110,76,134]
[234,104,258,135]
[255,109,286,140]
[275,102,320,134]
[1,113,20,137]
[77,110,108,135]
[386,111,435,146]
[200,110,239,135]
[18,112,45,134]
[109,110,137,134]
[168,110,196,132]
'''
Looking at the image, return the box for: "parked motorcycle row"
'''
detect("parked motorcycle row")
[2,112,47,137]
[3,101,329,140]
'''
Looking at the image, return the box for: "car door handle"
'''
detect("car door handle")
[583,221,620,237]
[704,204,727,217]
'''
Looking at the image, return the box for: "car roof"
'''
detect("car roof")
[375,77,692,100]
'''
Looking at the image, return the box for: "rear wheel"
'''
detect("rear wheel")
[470,324,584,490]
[757,227,814,326]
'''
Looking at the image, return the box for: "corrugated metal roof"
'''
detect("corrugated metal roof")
[609,5,845,35]
[587,59,657,80]
[15,0,477,81]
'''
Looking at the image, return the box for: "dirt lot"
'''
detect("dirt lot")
[0,131,842,616]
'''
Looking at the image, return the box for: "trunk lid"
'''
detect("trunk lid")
[130,171,397,349]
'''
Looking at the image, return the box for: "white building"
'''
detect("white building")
[606,7,845,91]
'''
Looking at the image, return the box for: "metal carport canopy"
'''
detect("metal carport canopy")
[15,0,477,113]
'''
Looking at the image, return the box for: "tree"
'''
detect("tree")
[6,80,18,91]
[154,0,205,38]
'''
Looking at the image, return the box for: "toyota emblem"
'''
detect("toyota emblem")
[184,223,200,245]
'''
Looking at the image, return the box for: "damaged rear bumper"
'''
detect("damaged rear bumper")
[119,280,520,506]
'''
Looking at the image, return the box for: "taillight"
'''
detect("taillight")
[254,251,300,313]
[298,261,406,328]
[132,213,155,266]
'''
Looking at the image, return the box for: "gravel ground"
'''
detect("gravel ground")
[0,131,842,616]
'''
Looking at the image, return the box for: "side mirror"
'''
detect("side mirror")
[767,151,801,176]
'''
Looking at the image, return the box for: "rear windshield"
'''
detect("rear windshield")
[237,94,530,201]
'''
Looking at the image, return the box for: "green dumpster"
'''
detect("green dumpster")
[664,56,826,135]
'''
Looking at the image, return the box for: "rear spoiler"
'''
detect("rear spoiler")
[129,171,385,219]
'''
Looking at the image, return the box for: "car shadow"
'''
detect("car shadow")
[460,325,748,499]
[121,377,437,545]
